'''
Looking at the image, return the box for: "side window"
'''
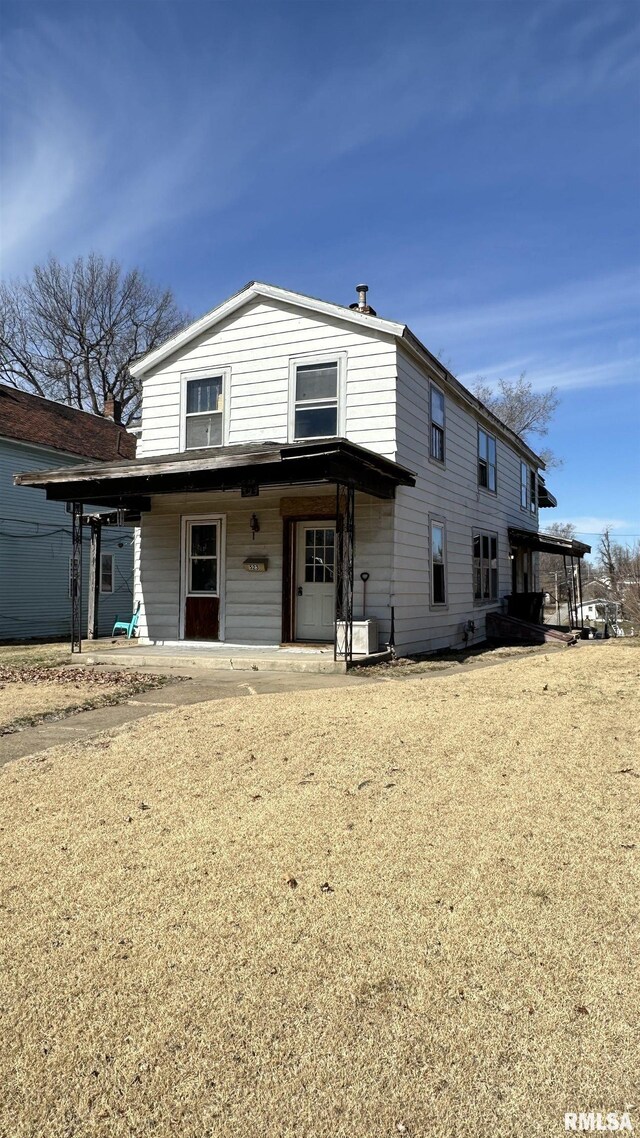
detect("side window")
[478,428,497,492]
[185,375,224,449]
[520,462,538,513]
[293,361,338,439]
[430,385,445,463]
[100,552,114,594]
[430,520,446,605]
[473,531,498,601]
[521,462,529,510]
[529,468,537,514]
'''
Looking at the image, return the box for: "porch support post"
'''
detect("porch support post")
[570,556,578,627]
[334,481,355,663]
[562,554,571,628]
[577,557,584,630]
[71,502,83,654]
[87,519,102,641]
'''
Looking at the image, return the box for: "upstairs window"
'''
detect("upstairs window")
[100,553,114,594]
[185,375,224,449]
[520,462,528,510]
[430,385,445,462]
[478,428,497,492]
[431,520,447,605]
[294,361,338,439]
[520,462,537,513]
[473,531,498,602]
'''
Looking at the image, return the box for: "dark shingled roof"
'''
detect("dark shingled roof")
[0,384,136,461]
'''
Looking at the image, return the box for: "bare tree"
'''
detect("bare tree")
[473,372,560,467]
[596,528,640,629]
[0,254,189,424]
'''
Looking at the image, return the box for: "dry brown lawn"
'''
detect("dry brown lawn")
[1,642,638,1137]
[0,678,126,732]
[0,667,174,736]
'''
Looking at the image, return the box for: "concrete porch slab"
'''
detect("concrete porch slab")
[72,640,392,674]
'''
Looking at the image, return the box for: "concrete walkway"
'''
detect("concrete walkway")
[0,666,369,767]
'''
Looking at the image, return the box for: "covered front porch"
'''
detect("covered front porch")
[506,526,592,628]
[15,439,415,666]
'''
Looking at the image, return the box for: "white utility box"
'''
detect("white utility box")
[336,618,379,656]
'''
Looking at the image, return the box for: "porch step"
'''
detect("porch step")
[79,648,349,674]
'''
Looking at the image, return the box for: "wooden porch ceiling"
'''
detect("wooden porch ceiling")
[14,438,416,507]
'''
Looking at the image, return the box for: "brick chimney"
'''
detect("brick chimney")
[103,389,122,424]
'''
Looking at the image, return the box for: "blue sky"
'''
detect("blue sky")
[1,0,639,550]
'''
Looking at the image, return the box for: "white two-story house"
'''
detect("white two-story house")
[16,281,587,661]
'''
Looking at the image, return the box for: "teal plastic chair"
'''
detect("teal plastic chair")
[112,601,140,639]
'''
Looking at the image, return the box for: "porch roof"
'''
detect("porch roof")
[508,526,591,558]
[14,437,416,507]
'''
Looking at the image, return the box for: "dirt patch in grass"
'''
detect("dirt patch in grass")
[1,642,638,1137]
[0,667,176,735]
[355,639,567,676]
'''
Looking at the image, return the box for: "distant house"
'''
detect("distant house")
[0,384,136,641]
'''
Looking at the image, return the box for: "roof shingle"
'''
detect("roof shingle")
[0,384,136,461]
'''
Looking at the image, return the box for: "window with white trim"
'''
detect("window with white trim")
[478,428,497,492]
[520,462,537,513]
[185,375,224,449]
[430,385,445,462]
[100,552,114,594]
[293,361,338,439]
[431,520,446,605]
[473,531,498,601]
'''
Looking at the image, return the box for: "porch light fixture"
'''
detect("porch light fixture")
[250,513,260,540]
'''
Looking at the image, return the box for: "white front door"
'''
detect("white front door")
[295,522,336,642]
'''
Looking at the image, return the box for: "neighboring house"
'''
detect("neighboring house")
[577,600,614,622]
[14,282,590,658]
[1,384,136,641]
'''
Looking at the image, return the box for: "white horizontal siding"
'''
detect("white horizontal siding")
[139,298,397,459]
[391,347,540,654]
[135,487,393,649]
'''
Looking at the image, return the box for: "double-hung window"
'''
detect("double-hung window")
[100,553,114,594]
[473,531,498,602]
[478,428,497,492]
[293,361,338,439]
[520,462,537,513]
[185,375,225,449]
[430,385,445,462]
[430,520,447,605]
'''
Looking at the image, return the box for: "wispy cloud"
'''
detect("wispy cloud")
[416,269,639,344]
[554,517,638,536]
[3,2,638,279]
[459,354,640,394]
[411,270,640,395]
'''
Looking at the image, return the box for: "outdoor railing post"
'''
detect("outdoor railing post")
[71,502,83,654]
[334,481,354,664]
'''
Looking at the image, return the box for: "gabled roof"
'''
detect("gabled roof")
[129,282,405,378]
[129,280,543,468]
[0,383,136,462]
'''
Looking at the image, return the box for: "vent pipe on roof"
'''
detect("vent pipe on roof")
[349,283,376,316]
